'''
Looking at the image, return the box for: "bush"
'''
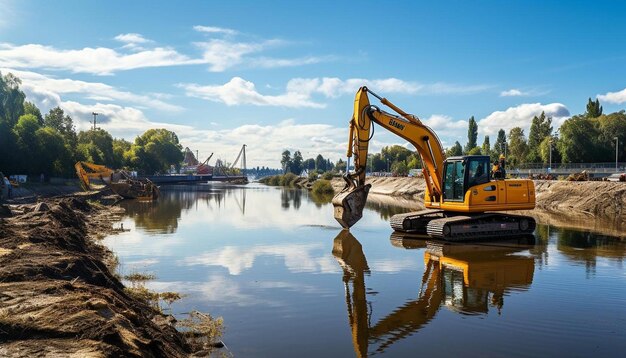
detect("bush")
[280,173,298,186]
[322,172,334,180]
[307,171,318,182]
[312,179,334,195]
[268,175,281,186]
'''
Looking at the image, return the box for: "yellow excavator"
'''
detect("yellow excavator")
[333,87,536,240]
[75,161,159,200]
[333,231,535,357]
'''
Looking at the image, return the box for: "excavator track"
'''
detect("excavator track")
[390,209,444,234]
[425,213,536,241]
[390,211,535,241]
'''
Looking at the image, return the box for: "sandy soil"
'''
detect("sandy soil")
[0,198,192,357]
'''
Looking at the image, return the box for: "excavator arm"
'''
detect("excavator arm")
[333,87,446,228]
[75,161,114,190]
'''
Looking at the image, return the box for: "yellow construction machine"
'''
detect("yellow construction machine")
[333,87,536,240]
[333,231,534,356]
[75,161,159,200]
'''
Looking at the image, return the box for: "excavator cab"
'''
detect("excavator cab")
[442,156,491,202]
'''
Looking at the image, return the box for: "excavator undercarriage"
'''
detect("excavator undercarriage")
[389,209,536,241]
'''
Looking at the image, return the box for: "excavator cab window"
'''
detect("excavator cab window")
[443,159,465,201]
[467,157,490,188]
[443,156,491,201]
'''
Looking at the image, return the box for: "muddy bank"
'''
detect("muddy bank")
[0,198,193,357]
[331,177,626,227]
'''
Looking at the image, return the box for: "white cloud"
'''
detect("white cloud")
[4,68,182,112]
[0,43,196,75]
[193,25,238,36]
[114,33,152,44]
[181,243,340,275]
[250,56,330,69]
[597,88,626,104]
[500,89,526,97]
[180,77,325,108]
[479,103,570,136]
[182,77,490,109]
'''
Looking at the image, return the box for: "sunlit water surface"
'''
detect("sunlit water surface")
[103,183,626,357]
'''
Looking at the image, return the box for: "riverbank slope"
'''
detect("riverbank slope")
[0,197,192,357]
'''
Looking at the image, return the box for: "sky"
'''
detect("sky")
[1,0,625,168]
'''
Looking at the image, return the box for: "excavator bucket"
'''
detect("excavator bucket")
[332,183,371,229]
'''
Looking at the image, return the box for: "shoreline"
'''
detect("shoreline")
[0,196,195,357]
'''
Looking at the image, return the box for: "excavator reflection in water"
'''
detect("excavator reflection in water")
[332,231,535,357]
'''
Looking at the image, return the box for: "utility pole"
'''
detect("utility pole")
[615,137,619,172]
[549,138,552,174]
[91,112,99,130]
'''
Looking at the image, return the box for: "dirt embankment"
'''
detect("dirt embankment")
[0,198,192,357]
[331,177,626,225]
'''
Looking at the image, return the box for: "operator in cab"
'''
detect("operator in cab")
[492,154,506,179]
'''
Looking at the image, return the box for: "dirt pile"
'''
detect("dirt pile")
[0,198,191,357]
[532,180,626,223]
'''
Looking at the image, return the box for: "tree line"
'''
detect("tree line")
[0,72,184,178]
[446,99,625,166]
[280,150,339,175]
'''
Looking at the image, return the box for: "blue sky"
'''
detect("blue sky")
[1,0,625,167]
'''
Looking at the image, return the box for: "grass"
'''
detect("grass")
[177,310,225,353]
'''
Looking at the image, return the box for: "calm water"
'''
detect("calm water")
[103,183,626,357]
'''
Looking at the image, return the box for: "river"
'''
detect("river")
[103,183,626,357]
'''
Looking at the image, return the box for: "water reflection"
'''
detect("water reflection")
[333,231,535,357]
[120,187,247,233]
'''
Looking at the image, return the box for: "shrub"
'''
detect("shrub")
[268,175,281,186]
[322,172,334,180]
[312,179,334,195]
[280,173,298,186]
[307,171,318,182]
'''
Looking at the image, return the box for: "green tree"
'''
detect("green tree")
[24,101,43,125]
[406,153,420,169]
[467,147,482,155]
[493,129,507,160]
[446,141,463,157]
[596,111,626,163]
[335,158,347,173]
[77,129,115,165]
[303,158,316,171]
[539,135,561,165]
[315,154,326,172]
[481,135,491,157]
[557,115,602,163]
[0,72,26,127]
[370,153,386,171]
[507,127,528,166]
[13,114,41,173]
[391,161,408,176]
[45,107,77,150]
[127,129,184,174]
[281,150,292,173]
[290,150,304,175]
[585,98,603,118]
[465,116,478,154]
[112,138,132,169]
[35,127,71,176]
[526,112,553,162]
